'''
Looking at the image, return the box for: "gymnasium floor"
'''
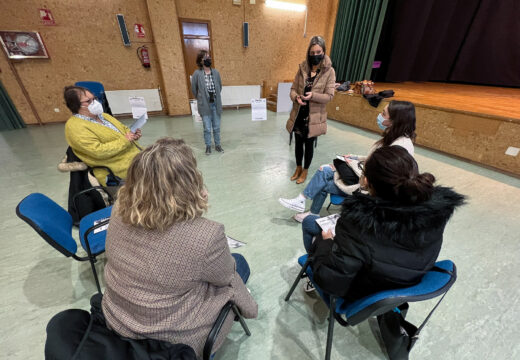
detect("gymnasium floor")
[1,110,519,359]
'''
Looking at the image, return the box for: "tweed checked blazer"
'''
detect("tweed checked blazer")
[102,212,258,358]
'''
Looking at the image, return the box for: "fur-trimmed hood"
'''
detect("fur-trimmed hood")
[340,186,466,247]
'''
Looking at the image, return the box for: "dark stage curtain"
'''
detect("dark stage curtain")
[379,0,520,87]
[0,81,26,131]
[330,0,388,82]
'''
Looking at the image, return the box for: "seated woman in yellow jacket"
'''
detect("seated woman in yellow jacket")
[63,85,142,186]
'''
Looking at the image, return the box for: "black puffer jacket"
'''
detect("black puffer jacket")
[311,186,465,301]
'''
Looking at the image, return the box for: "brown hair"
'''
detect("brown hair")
[364,145,435,205]
[306,35,326,68]
[196,49,209,68]
[63,86,90,113]
[116,137,208,231]
[377,100,417,147]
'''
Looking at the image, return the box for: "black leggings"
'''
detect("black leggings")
[295,133,316,169]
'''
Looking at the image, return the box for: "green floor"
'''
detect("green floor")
[1,109,520,359]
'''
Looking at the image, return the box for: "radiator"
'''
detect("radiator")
[221,85,262,106]
[105,89,162,115]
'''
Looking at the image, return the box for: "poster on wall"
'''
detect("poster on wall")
[134,24,145,38]
[0,31,49,59]
[38,9,56,26]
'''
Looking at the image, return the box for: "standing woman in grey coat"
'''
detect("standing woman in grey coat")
[191,50,224,155]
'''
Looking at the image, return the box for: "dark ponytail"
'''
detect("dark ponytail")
[364,146,435,205]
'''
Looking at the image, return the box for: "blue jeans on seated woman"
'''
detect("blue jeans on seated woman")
[302,165,346,214]
[302,214,321,253]
[231,253,250,283]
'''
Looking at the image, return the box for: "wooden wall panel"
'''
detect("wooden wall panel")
[327,93,520,176]
[175,0,336,97]
[0,0,338,124]
[146,0,191,116]
[0,0,163,124]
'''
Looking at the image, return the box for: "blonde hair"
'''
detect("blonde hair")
[116,137,208,231]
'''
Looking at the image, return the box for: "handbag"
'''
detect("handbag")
[377,268,452,360]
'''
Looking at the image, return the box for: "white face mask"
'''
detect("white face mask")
[87,100,104,116]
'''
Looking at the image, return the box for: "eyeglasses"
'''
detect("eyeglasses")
[80,96,98,105]
[357,161,365,173]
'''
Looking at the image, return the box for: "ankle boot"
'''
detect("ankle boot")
[290,166,303,181]
[296,169,308,184]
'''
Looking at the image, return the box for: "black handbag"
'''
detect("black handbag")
[377,303,417,360]
[377,283,450,360]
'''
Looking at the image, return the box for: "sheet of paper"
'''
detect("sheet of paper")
[315,213,340,237]
[93,217,110,234]
[129,96,148,120]
[226,235,246,249]
[251,98,267,121]
[130,114,147,132]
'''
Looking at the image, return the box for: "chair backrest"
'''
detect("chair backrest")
[340,260,457,326]
[79,206,112,255]
[16,193,77,256]
[75,81,105,98]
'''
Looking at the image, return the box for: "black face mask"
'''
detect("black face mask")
[203,58,212,67]
[309,54,324,66]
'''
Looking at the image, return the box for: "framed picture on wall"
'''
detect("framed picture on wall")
[0,31,49,59]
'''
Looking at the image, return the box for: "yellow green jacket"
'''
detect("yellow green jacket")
[65,113,141,186]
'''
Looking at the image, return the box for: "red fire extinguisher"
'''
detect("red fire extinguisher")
[137,46,151,68]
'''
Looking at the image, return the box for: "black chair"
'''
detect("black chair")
[285,254,457,360]
[45,294,251,360]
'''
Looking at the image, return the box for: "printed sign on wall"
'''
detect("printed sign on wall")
[134,24,145,38]
[39,9,56,26]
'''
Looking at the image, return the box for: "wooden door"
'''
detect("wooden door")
[179,19,213,99]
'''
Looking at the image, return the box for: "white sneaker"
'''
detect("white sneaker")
[293,211,312,223]
[278,196,305,212]
[303,280,315,293]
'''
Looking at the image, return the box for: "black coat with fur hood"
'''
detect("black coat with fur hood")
[311,186,465,301]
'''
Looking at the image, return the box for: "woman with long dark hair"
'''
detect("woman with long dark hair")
[279,100,417,222]
[286,35,336,184]
[303,145,465,297]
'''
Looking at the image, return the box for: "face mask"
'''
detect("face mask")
[87,100,104,116]
[377,113,389,131]
[309,54,324,66]
[203,58,212,67]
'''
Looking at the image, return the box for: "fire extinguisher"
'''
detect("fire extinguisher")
[137,46,151,68]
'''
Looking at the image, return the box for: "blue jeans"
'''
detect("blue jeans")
[302,215,321,253]
[231,253,250,283]
[202,102,221,146]
[302,166,345,214]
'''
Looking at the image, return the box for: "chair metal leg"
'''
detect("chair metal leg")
[285,257,312,301]
[325,296,336,360]
[88,257,102,294]
[232,304,251,336]
[327,202,332,211]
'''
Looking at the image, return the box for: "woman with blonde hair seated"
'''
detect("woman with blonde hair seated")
[102,137,258,357]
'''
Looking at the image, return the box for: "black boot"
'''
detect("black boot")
[205,145,211,155]
[215,145,224,153]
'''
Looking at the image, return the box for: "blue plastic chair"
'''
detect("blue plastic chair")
[285,254,457,360]
[326,194,346,211]
[75,81,106,99]
[16,193,112,294]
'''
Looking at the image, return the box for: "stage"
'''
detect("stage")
[327,82,520,176]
